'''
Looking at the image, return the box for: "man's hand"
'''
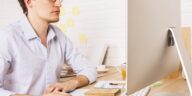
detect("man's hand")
[44,75,89,94]
[43,92,71,96]
[44,81,77,93]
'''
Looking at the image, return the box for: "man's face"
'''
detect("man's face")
[31,0,61,23]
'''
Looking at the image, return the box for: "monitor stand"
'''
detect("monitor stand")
[167,28,192,95]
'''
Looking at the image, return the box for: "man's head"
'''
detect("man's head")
[18,0,62,23]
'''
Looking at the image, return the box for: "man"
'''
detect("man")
[0,0,96,96]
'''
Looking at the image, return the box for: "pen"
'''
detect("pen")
[109,82,125,85]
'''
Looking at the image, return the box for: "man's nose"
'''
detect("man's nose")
[54,0,62,7]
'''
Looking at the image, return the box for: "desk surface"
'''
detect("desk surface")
[61,66,125,96]
[148,76,190,96]
[16,66,190,96]
[62,67,191,96]
[60,66,122,82]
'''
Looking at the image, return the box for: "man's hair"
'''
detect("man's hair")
[18,0,27,13]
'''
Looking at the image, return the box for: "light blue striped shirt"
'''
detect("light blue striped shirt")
[0,15,96,96]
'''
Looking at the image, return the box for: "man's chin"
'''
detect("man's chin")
[48,18,59,23]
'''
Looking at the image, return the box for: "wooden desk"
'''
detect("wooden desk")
[14,67,191,96]
[60,66,125,95]
[49,67,192,96]
[148,72,190,96]
[60,66,123,85]
[60,66,122,83]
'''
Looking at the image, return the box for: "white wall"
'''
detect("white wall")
[0,0,22,27]
[0,0,127,66]
[57,0,127,66]
[1,0,191,66]
[181,0,192,26]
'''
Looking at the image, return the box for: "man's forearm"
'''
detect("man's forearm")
[63,75,89,92]
[73,75,89,88]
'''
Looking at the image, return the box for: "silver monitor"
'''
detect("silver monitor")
[128,0,182,94]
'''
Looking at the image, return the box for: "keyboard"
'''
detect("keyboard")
[129,86,151,96]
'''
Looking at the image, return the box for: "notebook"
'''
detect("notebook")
[85,88,120,96]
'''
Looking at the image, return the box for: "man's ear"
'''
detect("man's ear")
[24,0,33,8]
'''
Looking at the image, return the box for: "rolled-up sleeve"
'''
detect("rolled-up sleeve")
[64,38,97,84]
[0,31,15,96]
[0,59,16,96]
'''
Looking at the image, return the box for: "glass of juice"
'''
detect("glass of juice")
[121,62,127,80]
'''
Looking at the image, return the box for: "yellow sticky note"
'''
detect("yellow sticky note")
[66,17,75,27]
[58,24,68,33]
[60,7,65,16]
[151,81,163,87]
[72,6,80,16]
[78,33,88,43]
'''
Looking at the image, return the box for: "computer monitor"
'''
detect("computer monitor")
[128,0,191,94]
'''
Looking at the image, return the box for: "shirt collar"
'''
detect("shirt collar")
[47,26,56,42]
[19,14,56,41]
[20,14,38,40]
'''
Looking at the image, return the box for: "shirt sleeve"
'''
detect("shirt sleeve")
[0,30,16,96]
[64,37,97,84]
[0,59,15,96]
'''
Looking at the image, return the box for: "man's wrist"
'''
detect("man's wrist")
[63,79,79,92]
